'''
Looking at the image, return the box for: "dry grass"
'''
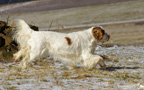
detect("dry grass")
[0,0,144,29]
[0,49,143,89]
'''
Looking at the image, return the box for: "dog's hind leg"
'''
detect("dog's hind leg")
[13,50,22,62]
[19,41,46,68]
[19,47,31,68]
[13,48,28,62]
[19,53,30,68]
[19,51,40,68]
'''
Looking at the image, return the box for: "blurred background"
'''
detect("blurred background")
[1,0,144,46]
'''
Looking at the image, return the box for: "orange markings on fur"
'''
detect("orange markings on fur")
[65,37,72,45]
[92,27,104,40]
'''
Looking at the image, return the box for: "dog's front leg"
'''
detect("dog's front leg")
[97,58,106,68]
[68,66,76,70]
[64,60,76,70]
[83,53,106,69]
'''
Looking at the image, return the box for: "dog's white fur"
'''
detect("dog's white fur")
[13,19,110,69]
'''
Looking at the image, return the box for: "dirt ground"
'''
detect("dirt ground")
[0,44,144,90]
[104,22,144,46]
[51,21,144,46]
[0,0,135,13]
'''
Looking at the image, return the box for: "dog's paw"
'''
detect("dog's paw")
[97,57,107,68]
[13,56,17,62]
[99,63,106,68]
[99,55,111,61]
[68,66,76,70]
[19,62,27,69]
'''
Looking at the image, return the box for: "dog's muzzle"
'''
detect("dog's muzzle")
[108,34,110,40]
[101,33,110,43]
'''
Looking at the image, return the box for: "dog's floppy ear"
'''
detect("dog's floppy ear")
[92,27,104,40]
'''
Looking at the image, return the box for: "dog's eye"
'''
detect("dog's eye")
[102,30,105,34]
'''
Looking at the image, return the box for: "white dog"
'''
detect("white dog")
[13,19,110,69]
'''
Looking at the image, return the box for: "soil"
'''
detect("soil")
[0,0,134,13]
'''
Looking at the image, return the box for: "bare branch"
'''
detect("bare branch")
[48,20,53,31]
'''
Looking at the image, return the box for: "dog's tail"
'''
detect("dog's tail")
[13,19,33,48]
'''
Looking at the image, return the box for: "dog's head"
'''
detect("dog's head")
[92,26,110,43]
